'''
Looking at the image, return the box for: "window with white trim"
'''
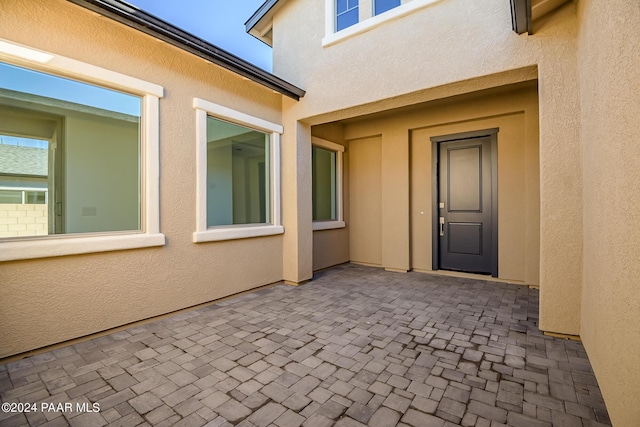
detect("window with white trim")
[312,137,345,231]
[0,38,164,262]
[193,98,283,242]
[324,0,444,47]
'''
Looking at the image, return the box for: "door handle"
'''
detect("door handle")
[439,217,444,236]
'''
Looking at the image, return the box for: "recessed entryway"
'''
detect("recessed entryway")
[431,128,498,277]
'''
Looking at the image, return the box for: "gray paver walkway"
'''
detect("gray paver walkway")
[0,264,611,426]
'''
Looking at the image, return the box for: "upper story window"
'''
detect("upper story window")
[325,0,444,47]
[193,98,284,243]
[312,137,345,231]
[335,0,403,32]
[336,0,359,31]
[374,0,401,15]
[0,38,164,262]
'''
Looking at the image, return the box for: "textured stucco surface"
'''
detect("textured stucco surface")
[312,228,349,271]
[578,0,640,425]
[348,136,382,267]
[280,115,314,284]
[275,0,582,334]
[0,0,284,358]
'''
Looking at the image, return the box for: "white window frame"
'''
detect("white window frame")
[312,137,345,231]
[0,38,165,262]
[323,0,444,47]
[193,98,284,243]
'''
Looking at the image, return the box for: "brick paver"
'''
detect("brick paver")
[0,264,612,426]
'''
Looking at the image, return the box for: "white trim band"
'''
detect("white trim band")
[193,225,284,242]
[313,221,346,231]
[193,98,283,134]
[0,233,165,262]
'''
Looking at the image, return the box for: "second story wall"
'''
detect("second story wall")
[271,0,577,120]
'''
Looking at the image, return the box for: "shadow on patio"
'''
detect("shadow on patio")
[0,264,611,426]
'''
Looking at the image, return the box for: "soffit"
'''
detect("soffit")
[245,0,289,46]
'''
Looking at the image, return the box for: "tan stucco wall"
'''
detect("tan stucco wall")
[348,136,382,266]
[0,0,284,358]
[275,0,582,333]
[577,0,640,425]
[343,85,540,283]
[312,228,349,271]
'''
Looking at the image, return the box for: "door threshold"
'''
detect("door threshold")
[412,268,527,286]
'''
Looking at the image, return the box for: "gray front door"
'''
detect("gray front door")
[433,130,498,276]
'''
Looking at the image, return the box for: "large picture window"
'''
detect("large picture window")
[0,62,141,237]
[312,137,345,230]
[193,98,283,242]
[0,39,164,261]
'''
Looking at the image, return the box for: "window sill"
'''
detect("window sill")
[323,0,443,47]
[193,225,284,243]
[313,221,346,231]
[0,233,166,262]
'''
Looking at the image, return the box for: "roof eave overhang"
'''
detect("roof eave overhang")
[249,0,533,39]
[66,0,304,100]
[245,0,288,46]
[510,0,533,35]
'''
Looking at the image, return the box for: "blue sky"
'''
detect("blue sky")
[125,0,273,71]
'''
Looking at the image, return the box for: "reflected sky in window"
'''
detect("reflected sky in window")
[0,62,140,117]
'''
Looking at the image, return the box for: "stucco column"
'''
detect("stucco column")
[524,90,541,287]
[281,102,313,283]
[538,54,583,335]
[381,126,410,272]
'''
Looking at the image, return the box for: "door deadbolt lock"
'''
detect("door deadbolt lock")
[439,217,444,236]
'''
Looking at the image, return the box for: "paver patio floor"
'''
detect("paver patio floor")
[0,264,611,427]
